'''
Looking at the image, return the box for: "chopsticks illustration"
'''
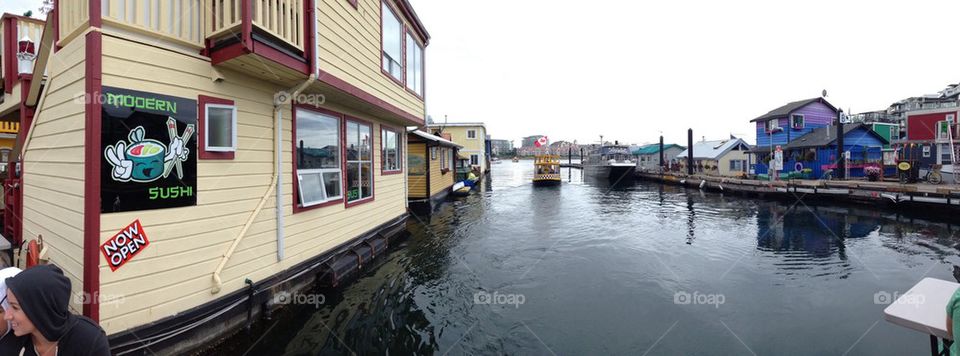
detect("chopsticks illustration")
[162,117,195,179]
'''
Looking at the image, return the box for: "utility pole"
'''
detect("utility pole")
[837,109,845,180]
[687,129,694,175]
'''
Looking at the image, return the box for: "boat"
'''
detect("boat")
[583,142,636,180]
[451,181,472,196]
[533,154,562,186]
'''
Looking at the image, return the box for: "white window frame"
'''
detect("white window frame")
[791,114,804,129]
[767,119,780,132]
[941,143,953,164]
[470,154,479,166]
[467,129,477,139]
[381,2,403,82]
[889,125,898,141]
[204,103,237,152]
[381,128,401,173]
[295,109,342,207]
[923,145,931,158]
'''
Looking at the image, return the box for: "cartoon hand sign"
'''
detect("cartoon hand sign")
[105,142,133,181]
[164,137,187,162]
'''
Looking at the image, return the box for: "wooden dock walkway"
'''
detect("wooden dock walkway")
[560,163,582,169]
[636,172,960,209]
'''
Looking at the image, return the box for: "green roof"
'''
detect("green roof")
[633,144,682,155]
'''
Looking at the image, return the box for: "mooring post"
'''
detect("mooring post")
[659,135,665,170]
[687,129,694,176]
[569,147,572,165]
[837,109,845,180]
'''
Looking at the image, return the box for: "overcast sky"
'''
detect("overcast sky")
[408,0,960,147]
[7,0,959,147]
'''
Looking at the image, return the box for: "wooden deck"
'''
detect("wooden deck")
[636,172,960,209]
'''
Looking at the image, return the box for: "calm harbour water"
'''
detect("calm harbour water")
[216,159,960,355]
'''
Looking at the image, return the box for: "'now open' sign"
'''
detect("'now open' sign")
[101,220,151,271]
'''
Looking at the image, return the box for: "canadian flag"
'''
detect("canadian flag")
[535,136,549,147]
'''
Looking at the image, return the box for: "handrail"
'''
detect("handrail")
[251,0,303,50]
[207,0,243,40]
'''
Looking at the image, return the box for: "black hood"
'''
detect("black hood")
[6,264,78,341]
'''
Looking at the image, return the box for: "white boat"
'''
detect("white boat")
[583,144,636,180]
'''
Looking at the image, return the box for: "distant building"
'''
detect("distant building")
[490,139,513,156]
[521,135,545,148]
[634,144,683,172]
[677,138,751,177]
[427,122,489,173]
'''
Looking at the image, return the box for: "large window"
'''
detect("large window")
[405,33,423,96]
[295,109,342,207]
[346,120,373,203]
[382,128,401,173]
[381,3,403,81]
[791,114,804,129]
[766,119,780,132]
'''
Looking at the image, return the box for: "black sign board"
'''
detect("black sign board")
[101,87,197,213]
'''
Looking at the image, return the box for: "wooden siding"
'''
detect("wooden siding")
[94,34,407,334]
[407,142,427,198]
[315,0,425,119]
[21,35,88,313]
[429,148,452,197]
[429,126,486,171]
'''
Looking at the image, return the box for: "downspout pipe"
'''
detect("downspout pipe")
[210,74,316,294]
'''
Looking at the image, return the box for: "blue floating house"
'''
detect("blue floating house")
[755,124,888,179]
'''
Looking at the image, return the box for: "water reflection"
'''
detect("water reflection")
[211,160,960,355]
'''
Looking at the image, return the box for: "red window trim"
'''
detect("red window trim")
[380,124,404,175]
[291,104,346,214]
[380,0,405,87]
[344,115,376,208]
[198,95,236,160]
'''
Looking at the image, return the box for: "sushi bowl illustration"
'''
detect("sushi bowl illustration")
[104,120,195,183]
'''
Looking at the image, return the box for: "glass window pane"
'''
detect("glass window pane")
[207,106,233,149]
[406,34,415,90]
[361,162,372,198]
[298,172,324,205]
[359,124,372,161]
[346,122,359,161]
[347,162,360,201]
[323,171,341,198]
[382,4,401,60]
[296,110,339,170]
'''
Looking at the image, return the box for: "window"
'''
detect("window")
[791,114,804,129]
[381,128,401,173]
[889,126,898,141]
[766,119,780,132]
[440,148,448,171]
[346,119,373,203]
[922,145,931,158]
[470,154,479,166]
[467,129,477,139]
[199,96,237,159]
[381,3,403,82]
[295,109,342,207]
[405,33,424,96]
[942,144,954,164]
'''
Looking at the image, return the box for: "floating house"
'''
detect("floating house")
[427,122,488,173]
[676,138,751,177]
[407,129,461,209]
[896,108,958,183]
[771,124,888,179]
[633,143,683,172]
[752,97,839,176]
[868,122,900,148]
[11,0,430,353]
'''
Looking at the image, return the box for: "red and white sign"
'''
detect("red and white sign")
[535,136,549,147]
[101,219,150,271]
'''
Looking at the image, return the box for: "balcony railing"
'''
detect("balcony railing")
[58,0,304,53]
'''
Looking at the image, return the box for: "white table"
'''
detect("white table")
[884,277,959,356]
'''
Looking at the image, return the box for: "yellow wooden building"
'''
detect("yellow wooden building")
[407,129,461,208]
[13,0,430,353]
[427,122,488,173]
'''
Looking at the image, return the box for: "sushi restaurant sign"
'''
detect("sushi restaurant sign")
[101,87,197,213]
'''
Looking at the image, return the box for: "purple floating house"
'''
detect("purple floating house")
[751,98,887,178]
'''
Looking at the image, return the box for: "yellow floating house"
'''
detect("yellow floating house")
[10,0,430,353]
[427,122,488,173]
[407,129,461,209]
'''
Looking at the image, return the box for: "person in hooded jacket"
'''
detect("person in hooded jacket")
[0,267,25,354]
[3,264,110,356]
